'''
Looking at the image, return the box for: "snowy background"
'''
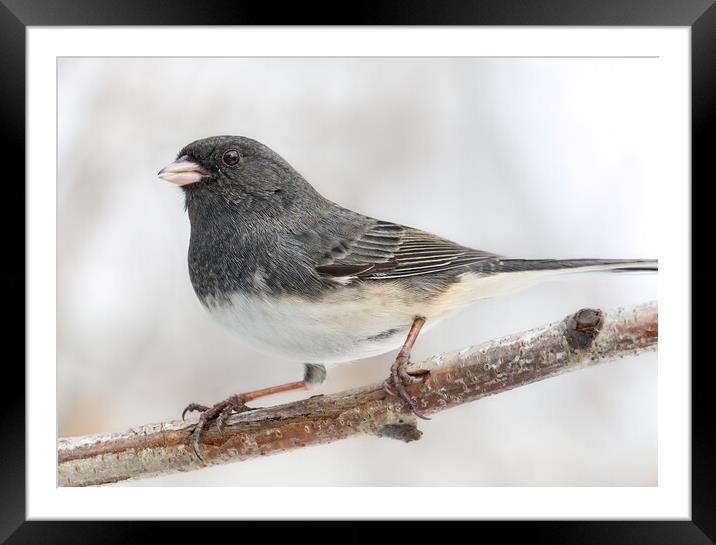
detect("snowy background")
[58,57,659,486]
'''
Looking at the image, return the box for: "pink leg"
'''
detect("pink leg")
[383,317,430,419]
[182,380,308,459]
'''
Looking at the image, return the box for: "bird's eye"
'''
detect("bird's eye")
[222,149,240,166]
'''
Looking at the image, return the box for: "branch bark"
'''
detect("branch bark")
[58,301,658,487]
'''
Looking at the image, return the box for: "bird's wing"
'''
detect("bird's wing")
[294,206,498,280]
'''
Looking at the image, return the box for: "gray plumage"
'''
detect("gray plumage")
[163,135,656,365]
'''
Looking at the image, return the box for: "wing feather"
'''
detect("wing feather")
[302,207,497,280]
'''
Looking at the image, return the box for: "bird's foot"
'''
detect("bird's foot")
[182,394,254,459]
[383,355,431,420]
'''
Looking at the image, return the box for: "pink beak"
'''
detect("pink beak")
[158,156,212,186]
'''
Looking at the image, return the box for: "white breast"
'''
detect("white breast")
[203,290,413,364]
[201,270,548,365]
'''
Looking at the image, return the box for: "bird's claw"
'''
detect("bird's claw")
[383,358,431,420]
[215,397,250,433]
[182,395,252,460]
[181,403,209,421]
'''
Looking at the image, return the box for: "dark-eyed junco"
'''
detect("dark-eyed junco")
[158,135,657,457]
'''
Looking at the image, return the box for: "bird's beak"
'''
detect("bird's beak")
[158,156,212,186]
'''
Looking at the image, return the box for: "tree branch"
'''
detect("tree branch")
[58,301,657,487]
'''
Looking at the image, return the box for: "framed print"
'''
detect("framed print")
[4,0,714,542]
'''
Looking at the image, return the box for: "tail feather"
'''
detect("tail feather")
[487,258,658,274]
[455,258,656,305]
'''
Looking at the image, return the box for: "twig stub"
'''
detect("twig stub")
[565,308,603,349]
[374,422,423,442]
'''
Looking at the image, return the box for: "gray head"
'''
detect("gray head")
[158,135,325,218]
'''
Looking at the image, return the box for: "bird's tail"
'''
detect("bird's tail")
[444,258,656,314]
[488,258,658,275]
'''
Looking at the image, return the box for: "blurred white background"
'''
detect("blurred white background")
[58,57,658,486]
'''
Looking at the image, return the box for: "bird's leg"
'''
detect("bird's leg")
[182,364,328,460]
[182,380,308,459]
[383,317,430,420]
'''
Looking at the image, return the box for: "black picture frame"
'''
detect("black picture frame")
[3,0,712,542]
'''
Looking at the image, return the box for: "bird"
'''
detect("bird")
[158,135,657,457]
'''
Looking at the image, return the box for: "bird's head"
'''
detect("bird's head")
[158,135,320,214]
